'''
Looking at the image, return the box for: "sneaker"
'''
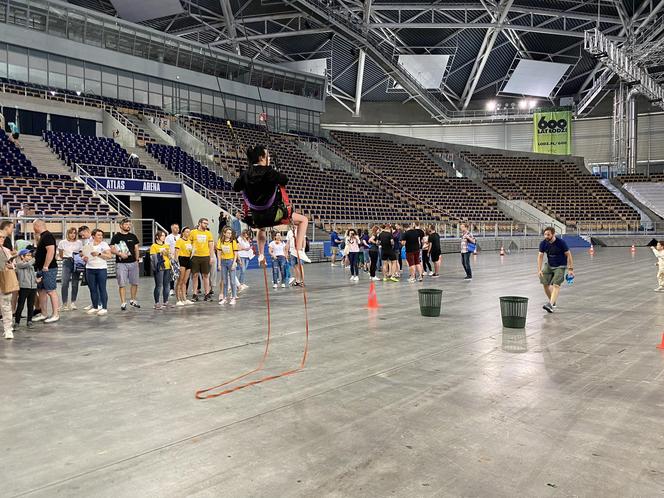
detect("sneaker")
[70,302,77,310]
[273,283,278,289]
[464,276,473,281]
[281,283,286,288]
[238,284,248,292]
[371,276,380,281]
[162,302,171,308]
[121,302,127,311]
[3,330,13,339]
[192,294,199,302]
[655,287,664,292]
[296,250,311,263]
[130,301,141,309]
[61,303,71,312]
[543,303,554,313]
[176,301,185,307]
[169,289,175,296]
[418,276,424,282]
[97,309,108,316]
[289,277,296,286]
[185,299,194,305]
[350,276,355,281]
[219,298,227,305]
[153,304,161,310]
[32,314,47,322]
[203,293,212,302]
[390,277,400,282]
[86,308,98,315]
[258,254,266,265]
[428,271,434,276]
[331,263,337,267]
[83,304,93,311]
[229,298,236,306]
[408,277,416,283]
[27,322,34,329]
[44,315,60,324]
[431,274,440,278]
[383,277,388,282]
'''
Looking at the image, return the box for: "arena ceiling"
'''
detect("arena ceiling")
[67,0,664,120]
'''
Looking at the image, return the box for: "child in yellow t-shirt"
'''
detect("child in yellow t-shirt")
[216,227,240,304]
[150,230,172,309]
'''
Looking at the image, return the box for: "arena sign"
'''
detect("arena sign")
[533,110,572,155]
[88,177,182,194]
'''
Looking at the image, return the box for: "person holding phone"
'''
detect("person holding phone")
[82,229,112,316]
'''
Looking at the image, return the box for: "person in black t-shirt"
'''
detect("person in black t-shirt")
[110,219,141,311]
[0,220,14,252]
[234,144,309,266]
[378,224,399,282]
[427,225,442,278]
[32,220,60,323]
[401,222,425,282]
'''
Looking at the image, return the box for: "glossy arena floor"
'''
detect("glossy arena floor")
[2,247,664,497]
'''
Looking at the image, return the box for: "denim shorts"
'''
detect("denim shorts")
[38,267,58,292]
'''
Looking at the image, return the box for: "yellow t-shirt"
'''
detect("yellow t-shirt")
[189,229,213,257]
[175,238,193,258]
[216,239,239,260]
[150,242,171,270]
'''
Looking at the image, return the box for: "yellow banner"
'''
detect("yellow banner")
[533,111,572,155]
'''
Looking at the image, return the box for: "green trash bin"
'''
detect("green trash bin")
[418,289,443,317]
[499,296,529,328]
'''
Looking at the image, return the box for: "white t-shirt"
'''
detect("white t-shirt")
[238,236,254,259]
[165,233,180,256]
[58,239,83,258]
[286,230,295,252]
[346,236,360,253]
[269,241,285,258]
[82,242,111,269]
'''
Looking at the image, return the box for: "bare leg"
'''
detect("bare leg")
[257,229,267,264]
[192,272,200,295]
[38,290,48,316]
[543,284,552,300]
[292,212,308,251]
[119,286,126,304]
[550,285,561,305]
[48,290,59,317]
[130,284,138,301]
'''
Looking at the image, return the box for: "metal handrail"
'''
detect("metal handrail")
[74,164,133,217]
[77,163,164,181]
[175,171,239,216]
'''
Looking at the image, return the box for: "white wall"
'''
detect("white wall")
[323,112,664,165]
[102,112,135,149]
[181,185,226,235]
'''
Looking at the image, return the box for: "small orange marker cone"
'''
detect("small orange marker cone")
[657,333,664,350]
[631,244,636,253]
[367,282,380,309]
[500,246,505,256]
[589,244,595,255]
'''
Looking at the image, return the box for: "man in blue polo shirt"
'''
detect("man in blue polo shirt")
[330,229,342,267]
[538,226,574,313]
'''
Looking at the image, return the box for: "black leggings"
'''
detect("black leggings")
[422,250,431,272]
[15,288,36,324]
[369,250,379,277]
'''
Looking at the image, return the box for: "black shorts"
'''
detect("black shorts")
[249,205,285,228]
[178,256,192,270]
[430,250,441,263]
[382,249,397,261]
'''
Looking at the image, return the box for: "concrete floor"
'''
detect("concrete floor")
[2,247,664,497]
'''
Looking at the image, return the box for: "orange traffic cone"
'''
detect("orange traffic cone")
[500,246,505,256]
[589,244,595,255]
[367,282,380,309]
[631,244,636,253]
[657,333,664,350]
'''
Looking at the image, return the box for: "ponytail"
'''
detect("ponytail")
[246,144,268,165]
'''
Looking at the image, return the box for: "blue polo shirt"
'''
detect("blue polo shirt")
[539,237,569,268]
[330,231,340,247]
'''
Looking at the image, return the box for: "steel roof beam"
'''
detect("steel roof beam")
[365,22,601,38]
[220,0,240,55]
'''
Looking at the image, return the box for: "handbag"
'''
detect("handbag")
[466,241,477,253]
[0,269,19,294]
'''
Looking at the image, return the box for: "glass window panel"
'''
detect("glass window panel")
[102,69,117,84]
[188,100,201,113]
[117,70,132,87]
[29,50,48,70]
[67,59,84,77]
[28,6,47,31]
[9,4,28,26]
[84,63,101,81]
[117,30,135,55]
[202,102,213,116]
[85,19,103,47]
[163,94,173,113]
[102,82,117,98]
[163,41,178,66]
[215,59,229,79]
[47,7,67,37]
[148,78,162,93]
[190,53,205,73]
[85,79,101,95]
[149,92,161,106]
[8,46,28,81]
[176,50,191,70]
[49,72,66,88]
[134,75,147,91]
[66,75,84,93]
[134,89,148,104]
[293,78,305,96]
[118,86,132,101]
[202,90,213,104]
[104,26,119,51]
[189,88,201,102]
[0,62,7,79]
[49,54,66,74]
[68,12,85,42]
[148,38,165,63]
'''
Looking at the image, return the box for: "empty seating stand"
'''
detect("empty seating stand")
[0,132,39,178]
[461,152,640,229]
[44,131,157,180]
[1,176,115,217]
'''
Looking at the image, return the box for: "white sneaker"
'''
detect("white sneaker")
[169,290,175,296]
[185,299,194,305]
[297,250,311,263]
[281,283,286,288]
[176,301,185,307]
[70,302,77,310]
[229,298,236,305]
[258,254,265,265]
[273,283,278,289]
[219,298,227,305]
[61,303,70,312]
[655,287,664,292]
[331,263,337,267]
[45,315,60,324]
[4,330,14,339]
[350,276,355,281]
[97,309,108,316]
[83,304,93,311]
[408,277,416,283]
[86,308,98,315]
[288,277,296,286]
[32,314,47,322]
[371,276,380,281]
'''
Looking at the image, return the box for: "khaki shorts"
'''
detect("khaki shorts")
[191,255,211,275]
[540,263,566,286]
